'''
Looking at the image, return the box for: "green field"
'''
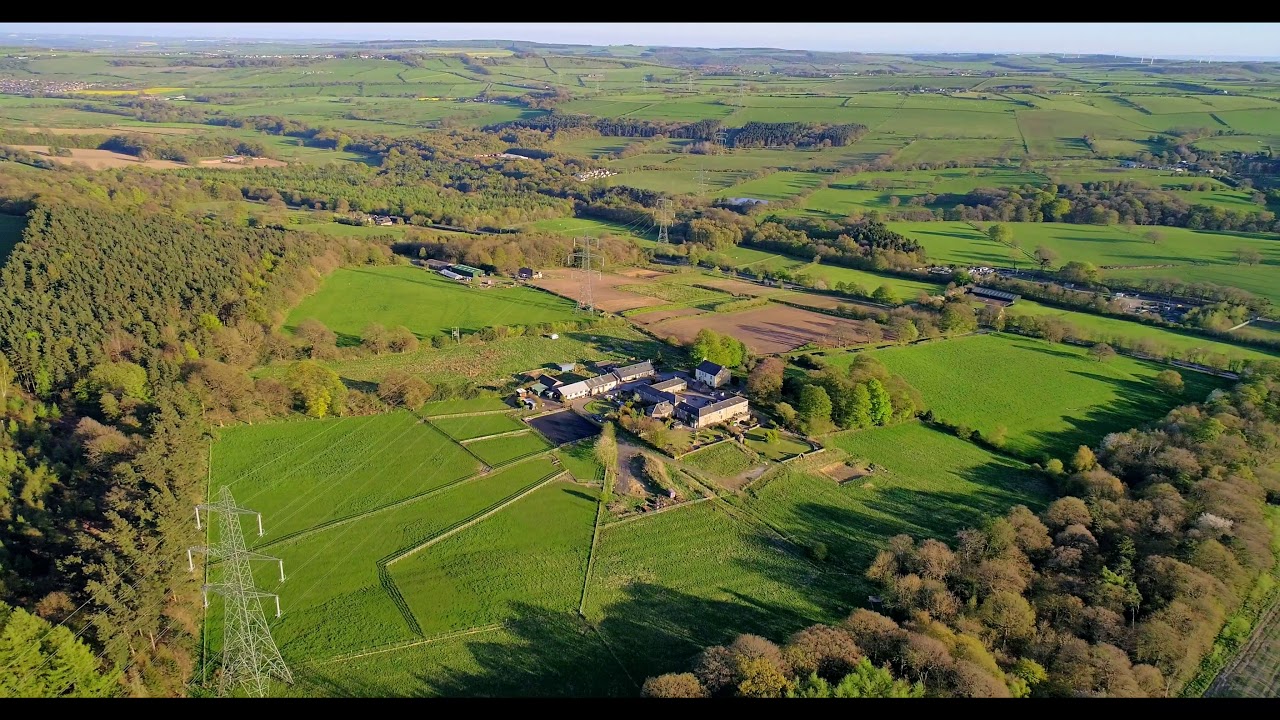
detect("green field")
[1009,300,1278,364]
[682,440,759,479]
[214,412,482,541]
[214,456,563,663]
[713,245,944,301]
[583,500,848,681]
[717,171,828,201]
[284,265,581,344]
[747,422,1051,574]
[0,213,25,264]
[430,413,528,441]
[419,397,513,416]
[742,428,812,460]
[555,439,605,483]
[265,324,675,388]
[466,432,553,466]
[390,481,597,635]
[859,333,1230,459]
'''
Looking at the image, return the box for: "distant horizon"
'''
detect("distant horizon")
[1,23,1278,59]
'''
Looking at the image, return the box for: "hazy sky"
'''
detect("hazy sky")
[1,23,1277,58]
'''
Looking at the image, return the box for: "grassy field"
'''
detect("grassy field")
[215,412,482,541]
[284,265,581,344]
[0,213,25,265]
[466,432,553,466]
[1008,301,1278,364]
[390,481,597,635]
[430,413,528,441]
[717,171,828,201]
[713,246,945,301]
[261,324,676,388]
[555,439,605,483]
[584,500,849,681]
[419,397,513,416]
[856,333,1230,460]
[742,428,812,461]
[745,422,1051,576]
[215,456,562,663]
[682,441,759,479]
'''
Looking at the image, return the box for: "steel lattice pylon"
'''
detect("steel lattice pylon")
[190,487,292,698]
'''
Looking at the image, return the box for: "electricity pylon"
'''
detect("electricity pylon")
[568,237,603,314]
[656,198,673,244]
[189,487,292,698]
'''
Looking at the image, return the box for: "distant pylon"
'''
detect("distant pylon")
[569,237,603,313]
[189,487,292,698]
[656,199,673,244]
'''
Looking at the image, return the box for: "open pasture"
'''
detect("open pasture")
[466,432,553,466]
[747,422,1051,573]
[284,265,581,344]
[1009,300,1279,364]
[682,441,760,482]
[215,412,482,543]
[431,413,528,441]
[859,333,1229,459]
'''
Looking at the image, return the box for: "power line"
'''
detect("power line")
[568,237,603,314]
[655,199,673,244]
[190,487,291,697]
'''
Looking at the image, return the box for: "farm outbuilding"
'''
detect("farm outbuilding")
[518,267,543,280]
[969,286,1020,305]
[558,362,577,372]
[450,264,486,278]
[676,394,749,429]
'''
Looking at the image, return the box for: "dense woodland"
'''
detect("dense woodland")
[648,366,1280,696]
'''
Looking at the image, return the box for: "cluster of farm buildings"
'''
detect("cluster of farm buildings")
[519,359,749,430]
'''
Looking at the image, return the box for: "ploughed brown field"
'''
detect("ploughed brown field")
[7,145,186,169]
[629,307,706,326]
[776,291,885,312]
[530,268,665,313]
[616,268,667,279]
[649,303,881,354]
[694,277,783,297]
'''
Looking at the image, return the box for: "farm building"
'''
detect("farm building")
[969,286,1020,305]
[635,384,678,406]
[650,377,687,394]
[554,373,619,401]
[613,360,655,382]
[646,401,675,419]
[420,258,451,270]
[438,269,466,281]
[450,264,486,279]
[518,267,543,280]
[675,395,749,429]
[558,362,577,372]
[695,360,732,389]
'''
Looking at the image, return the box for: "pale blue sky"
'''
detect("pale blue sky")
[1,23,1277,59]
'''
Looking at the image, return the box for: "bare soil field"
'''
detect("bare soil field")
[695,277,783,297]
[776,291,886,312]
[649,303,879,354]
[6,145,185,169]
[629,307,706,326]
[530,268,665,313]
[197,157,289,169]
[616,268,667,279]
